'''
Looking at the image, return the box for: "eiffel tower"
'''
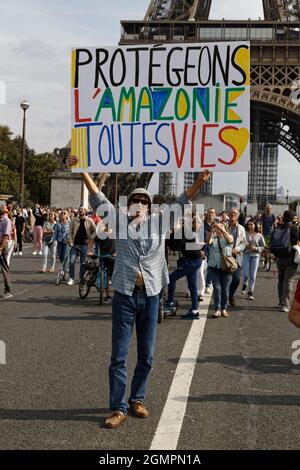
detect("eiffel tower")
[119,0,300,208]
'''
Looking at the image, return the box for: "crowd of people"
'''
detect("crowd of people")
[0,200,115,301]
[0,198,300,311]
[1,177,300,429]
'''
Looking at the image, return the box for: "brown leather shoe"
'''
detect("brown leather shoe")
[105,411,127,428]
[130,401,149,418]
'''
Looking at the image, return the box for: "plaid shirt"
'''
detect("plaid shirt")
[89,191,189,297]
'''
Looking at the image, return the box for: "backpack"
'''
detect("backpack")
[270,226,292,258]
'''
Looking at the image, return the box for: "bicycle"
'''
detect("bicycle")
[56,244,71,285]
[79,254,113,305]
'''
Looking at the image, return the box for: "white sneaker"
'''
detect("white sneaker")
[38,251,42,255]
[205,287,212,294]
[281,306,289,313]
[213,310,221,318]
[19,252,22,256]
[32,251,37,255]
[221,310,229,318]
[13,253,16,256]
[67,278,75,286]
[2,292,12,299]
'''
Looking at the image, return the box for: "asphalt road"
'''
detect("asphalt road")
[0,245,300,450]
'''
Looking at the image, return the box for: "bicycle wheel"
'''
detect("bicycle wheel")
[56,269,64,286]
[99,270,104,306]
[79,271,92,299]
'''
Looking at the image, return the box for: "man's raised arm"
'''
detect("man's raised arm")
[185,171,212,201]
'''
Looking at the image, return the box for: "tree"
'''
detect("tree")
[25,152,59,205]
[0,125,59,205]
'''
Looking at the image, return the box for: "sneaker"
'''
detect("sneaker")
[2,292,12,300]
[276,304,283,310]
[163,302,177,317]
[181,310,199,320]
[105,411,127,429]
[32,251,37,255]
[241,284,247,295]
[38,251,42,255]
[221,310,229,318]
[19,252,22,256]
[67,278,75,286]
[129,401,149,418]
[212,310,221,318]
[198,295,204,302]
[281,306,289,313]
[248,291,254,301]
[205,287,212,294]
[104,296,112,304]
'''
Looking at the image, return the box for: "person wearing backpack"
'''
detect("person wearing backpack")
[270,210,300,312]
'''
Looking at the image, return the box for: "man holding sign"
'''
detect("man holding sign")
[67,154,210,428]
[69,41,250,428]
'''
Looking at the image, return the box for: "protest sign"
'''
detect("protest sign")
[71,42,250,173]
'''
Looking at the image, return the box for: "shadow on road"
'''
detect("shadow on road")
[168,355,300,375]
[0,408,108,424]
[175,394,300,406]
[19,314,111,321]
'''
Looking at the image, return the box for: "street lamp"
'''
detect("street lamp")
[286,189,289,206]
[19,99,30,207]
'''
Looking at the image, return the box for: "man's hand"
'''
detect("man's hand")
[232,248,239,256]
[66,154,78,168]
[186,170,212,201]
[196,171,212,185]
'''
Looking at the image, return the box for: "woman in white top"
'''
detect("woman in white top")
[241,219,265,300]
[41,212,57,273]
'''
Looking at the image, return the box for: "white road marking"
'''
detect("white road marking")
[150,295,212,450]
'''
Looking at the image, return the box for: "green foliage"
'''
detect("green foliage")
[25,152,59,204]
[0,125,59,204]
[289,199,300,212]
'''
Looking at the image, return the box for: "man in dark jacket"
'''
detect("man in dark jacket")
[273,210,300,312]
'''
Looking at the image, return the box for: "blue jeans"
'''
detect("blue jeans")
[69,244,88,280]
[210,267,233,311]
[57,241,67,263]
[242,254,260,292]
[109,289,160,414]
[229,267,242,300]
[168,257,202,310]
[206,265,212,288]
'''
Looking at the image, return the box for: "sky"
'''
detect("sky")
[0,0,299,195]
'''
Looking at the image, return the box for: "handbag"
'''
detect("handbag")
[294,245,300,264]
[218,239,238,273]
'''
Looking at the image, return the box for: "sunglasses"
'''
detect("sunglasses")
[130,197,149,206]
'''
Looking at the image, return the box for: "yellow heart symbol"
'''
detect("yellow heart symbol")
[220,127,250,163]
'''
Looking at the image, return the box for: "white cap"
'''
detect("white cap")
[128,188,153,205]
